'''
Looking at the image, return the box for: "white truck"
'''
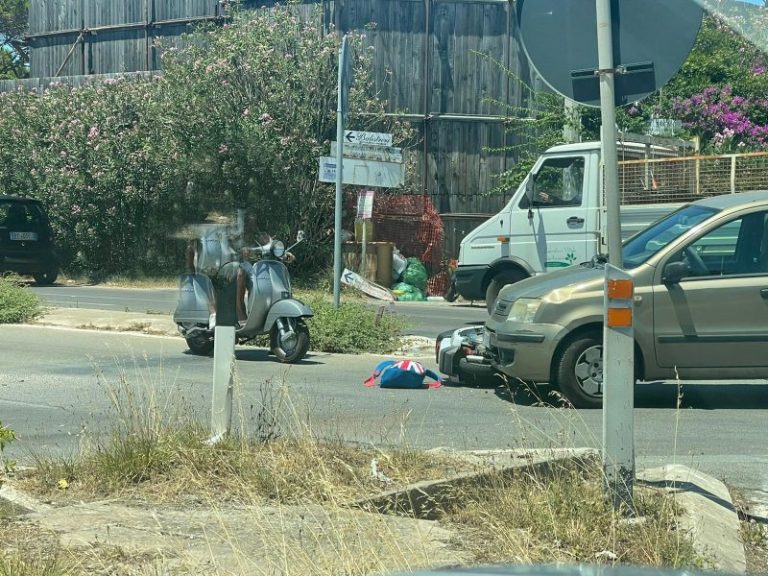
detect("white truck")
[453,136,703,312]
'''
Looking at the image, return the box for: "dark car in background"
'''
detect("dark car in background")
[0,196,59,285]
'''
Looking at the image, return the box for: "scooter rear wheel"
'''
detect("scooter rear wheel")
[270,318,310,363]
[186,333,214,356]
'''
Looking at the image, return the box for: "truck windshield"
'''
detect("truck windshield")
[622,204,719,269]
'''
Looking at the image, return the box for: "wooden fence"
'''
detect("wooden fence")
[5,0,540,222]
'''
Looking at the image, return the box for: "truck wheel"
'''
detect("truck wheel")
[444,277,458,303]
[553,331,604,409]
[485,269,526,314]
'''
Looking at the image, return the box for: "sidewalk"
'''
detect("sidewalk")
[33,306,180,337]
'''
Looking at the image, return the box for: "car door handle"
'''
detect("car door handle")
[567,216,585,225]
[761,288,768,299]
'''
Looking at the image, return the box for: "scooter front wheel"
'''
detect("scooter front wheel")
[270,318,310,363]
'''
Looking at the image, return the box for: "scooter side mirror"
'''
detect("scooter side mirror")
[297,230,305,243]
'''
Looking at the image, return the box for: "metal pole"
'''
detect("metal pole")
[333,35,348,307]
[563,98,581,143]
[596,0,622,267]
[361,220,368,277]
[597,0,634,511]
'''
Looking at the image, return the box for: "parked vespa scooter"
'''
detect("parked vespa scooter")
[173,227,313,363]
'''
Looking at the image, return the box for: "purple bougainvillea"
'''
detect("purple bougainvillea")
[671,85,768,151]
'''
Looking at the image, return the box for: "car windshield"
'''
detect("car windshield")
[622,204,719,269]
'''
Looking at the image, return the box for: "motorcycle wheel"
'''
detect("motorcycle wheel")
[186,332,214,356]
[270,318,310,363]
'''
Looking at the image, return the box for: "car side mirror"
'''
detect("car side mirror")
[662,261,690,284]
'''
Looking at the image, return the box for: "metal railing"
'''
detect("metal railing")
[618,151,768,205]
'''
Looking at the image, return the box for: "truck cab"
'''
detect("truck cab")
[454,139,686,312]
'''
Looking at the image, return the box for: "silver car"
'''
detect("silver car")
[486,190,768,408]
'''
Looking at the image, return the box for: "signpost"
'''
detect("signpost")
[327,41,403,307]
[319,156,404,188]
[333,35,350,308]
[331,141,403,163]
[516,0,703,510]
[341,268,394,301]
[344,130,393,147]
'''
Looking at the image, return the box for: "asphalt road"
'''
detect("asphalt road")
[29,284,487,337]
[3,324,768,510]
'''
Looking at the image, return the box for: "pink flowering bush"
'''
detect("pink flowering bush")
[0,6,406,276]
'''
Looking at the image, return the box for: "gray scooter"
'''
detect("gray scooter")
[173,231,313,362]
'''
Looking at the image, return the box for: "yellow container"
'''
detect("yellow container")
[354,219,374,242]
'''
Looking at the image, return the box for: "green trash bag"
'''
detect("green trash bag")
[402,257,428,292]
[391,282,426,302]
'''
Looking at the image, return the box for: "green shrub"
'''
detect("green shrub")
[303,296,405,355]
[0,275,42,323]
[0,8,413,278]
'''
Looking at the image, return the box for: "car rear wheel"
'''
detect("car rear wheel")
[33,268,58,285]
[553,331,604,409]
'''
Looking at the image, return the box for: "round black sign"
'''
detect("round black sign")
[517,0,704,107]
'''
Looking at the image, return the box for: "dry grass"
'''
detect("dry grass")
[3,363,706,575]
[0,523,76,576]
[441,463,701,568]
[19,365,463,507]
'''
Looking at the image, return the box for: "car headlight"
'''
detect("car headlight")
[507,298,541,323]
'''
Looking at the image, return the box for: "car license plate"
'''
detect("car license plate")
[9,231,38,241]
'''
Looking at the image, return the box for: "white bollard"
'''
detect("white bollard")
[602,263,635,511]
[208,325,235,444]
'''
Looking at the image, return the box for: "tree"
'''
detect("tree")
[0,0,29,78]
[0,7,408,276]
[617,7,768,152]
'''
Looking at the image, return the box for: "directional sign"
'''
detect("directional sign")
[344,130,393,147]
[341,268,394,301]
[331,141,403,163]
[319,156,405,188]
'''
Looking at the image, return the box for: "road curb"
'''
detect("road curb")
[351,448,600,519]
[637,464,747,574]
[29,307,435,357]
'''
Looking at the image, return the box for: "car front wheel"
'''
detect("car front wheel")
[553,331,604,409]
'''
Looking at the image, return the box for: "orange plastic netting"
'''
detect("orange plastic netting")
[371,194,447,296]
